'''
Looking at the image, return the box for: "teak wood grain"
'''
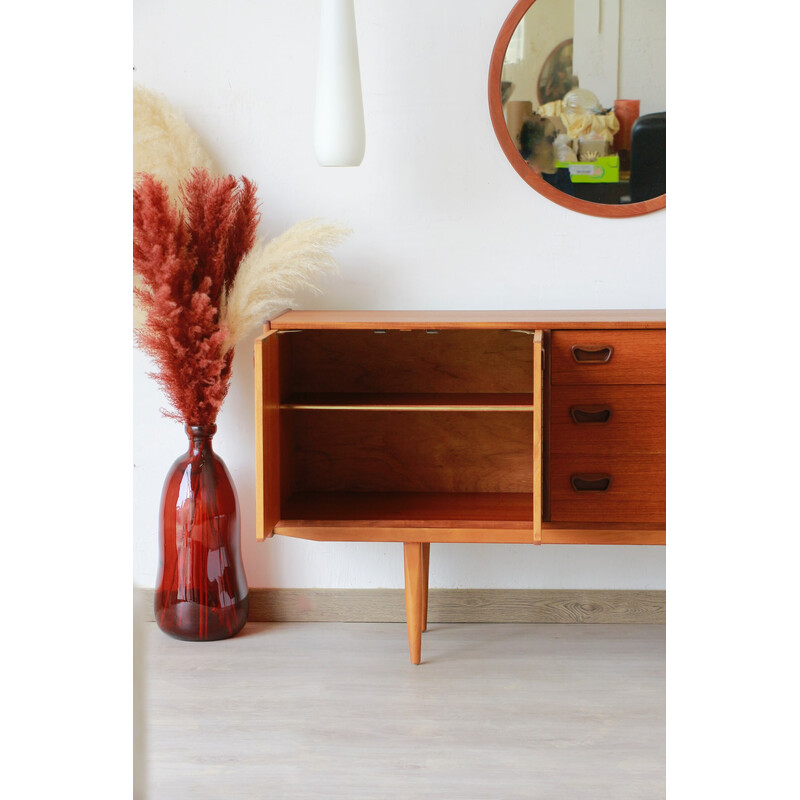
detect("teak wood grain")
[290,410,533,494]
[281,392,534,411]
[272,521,665,545]
[533,330,543,544]
[287,329,534,395]
[254,331,281,540]
[280,491,534,527]
[268,309,666,330]
[549,385,666,455]
[403,542,424,664]
[549,453,666,523]
[550,330,666,385]
[254,311,667,662]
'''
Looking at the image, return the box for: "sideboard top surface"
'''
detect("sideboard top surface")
[267,310,667,331]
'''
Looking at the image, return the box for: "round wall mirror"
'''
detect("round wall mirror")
[488,0,666,218]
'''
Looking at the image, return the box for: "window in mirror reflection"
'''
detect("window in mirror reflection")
[501,0,665,206]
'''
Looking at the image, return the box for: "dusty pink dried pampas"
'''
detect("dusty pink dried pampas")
[133,85,219,328]
[134,165,350,424]
[133,87,351,423]
[133,170,259,425]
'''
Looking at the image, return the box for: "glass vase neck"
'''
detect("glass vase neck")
[186,424,217,451]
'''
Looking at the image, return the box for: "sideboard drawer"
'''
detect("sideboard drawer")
[549,453,666,523]
[550,330,665,385]
[549,385,665,455]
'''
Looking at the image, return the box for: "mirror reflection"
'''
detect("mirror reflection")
[500,0,665,206]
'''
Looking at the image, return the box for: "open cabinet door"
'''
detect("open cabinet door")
[533,330,544,544]
[254,330,281,540]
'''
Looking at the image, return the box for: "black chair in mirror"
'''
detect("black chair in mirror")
[629,112,666,204]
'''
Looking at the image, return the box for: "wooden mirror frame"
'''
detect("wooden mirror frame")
[488,0,666,218]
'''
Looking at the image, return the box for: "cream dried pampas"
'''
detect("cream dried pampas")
[133,85,218,198]
[133,85,348,342]
[133,85,218,327]
[220,220,350,353]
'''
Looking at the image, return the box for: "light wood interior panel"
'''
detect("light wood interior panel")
[290,410,533,494]
[254,332,281,540]
[282,392,533,410]
[287,330,533,395]
[532,330,543,543]
[281,491,534,527]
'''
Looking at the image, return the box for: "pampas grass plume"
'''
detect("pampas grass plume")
[220,220,350,353]
[133,86,350,357]
[134,85,219,328]
[133,85,218,198]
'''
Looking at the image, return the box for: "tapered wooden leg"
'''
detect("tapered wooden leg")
[421,542,430,633]
[403,542,424,665]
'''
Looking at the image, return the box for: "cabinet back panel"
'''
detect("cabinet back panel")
[290,410,533,493]
[287,331,533,394]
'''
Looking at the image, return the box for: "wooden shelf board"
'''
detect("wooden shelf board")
[268,309,666,330]
[280,491,534,528]
[282,392,535,411]
[269,493,664,544]
[273,525,536,544]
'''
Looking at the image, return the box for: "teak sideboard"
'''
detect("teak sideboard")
[254,310,666,663]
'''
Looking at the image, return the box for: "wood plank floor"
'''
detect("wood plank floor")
[140,622,665,799]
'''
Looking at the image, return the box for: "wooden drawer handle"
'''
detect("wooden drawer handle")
[569,405,612,424]
[571,345,614,364]
[570,474,613,492]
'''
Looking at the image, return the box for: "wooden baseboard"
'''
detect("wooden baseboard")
[136,588,664,624]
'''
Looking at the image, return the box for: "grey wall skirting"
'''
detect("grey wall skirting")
[138,588,665,624]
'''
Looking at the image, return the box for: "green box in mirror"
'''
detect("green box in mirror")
[556,155,620,184]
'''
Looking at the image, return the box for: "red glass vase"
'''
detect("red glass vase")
[155,424,249,641]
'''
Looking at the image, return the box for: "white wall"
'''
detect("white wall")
[503,0,572,105]
[619,0,666,114]
[132,0,665,591]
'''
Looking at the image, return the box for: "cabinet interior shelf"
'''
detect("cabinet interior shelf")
[280,491,534,527]
[281,392,535,411]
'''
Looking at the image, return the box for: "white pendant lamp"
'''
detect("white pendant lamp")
[314,0,366,166]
